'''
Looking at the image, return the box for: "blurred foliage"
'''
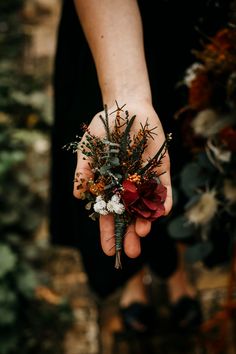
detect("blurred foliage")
[0,0,53,130]
[0,1,73,353]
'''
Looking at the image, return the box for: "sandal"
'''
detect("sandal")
[120,302,157,333]
[169,296,203,331]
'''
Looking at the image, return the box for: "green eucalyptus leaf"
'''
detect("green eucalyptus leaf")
[113,173,122,181]
[109,157,120,166]
[85,201,93,210]
[0,244,17,278]
[185,242,213,263]
[184,195,201,210]
[99,165,109,175]
[196,152,216,171]
[180,162,209,197]
[89,212,98,221]
[167,216,195,239]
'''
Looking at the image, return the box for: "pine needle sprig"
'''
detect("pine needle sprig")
[138,133,172,176]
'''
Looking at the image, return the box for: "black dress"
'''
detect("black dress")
[50,0,230,298]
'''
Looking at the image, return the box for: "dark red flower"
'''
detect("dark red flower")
[207,28,236,54]
[219,127,236,152]
[189,72,212,110]
[121,179,167,221]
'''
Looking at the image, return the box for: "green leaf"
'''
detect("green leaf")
[99,165,109,175]
[180,162,210,197]
[0,307,16,325]
[0,284,17,305]
[167,216,195,239]
[184,195,201,210]
[109,157,120,166]
[0,244,17,278]
[16,264,38,297]
[0,211,19,225]
[185,242,213,263]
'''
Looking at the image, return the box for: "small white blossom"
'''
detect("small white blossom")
[93,196,108,215]
[185,190,218,226]
[107,195,125,215]
[207,139,231,163]
[191,109,220,137]
[184,63,204,87]
[111,194,120,203]
[223,179,236,204]
[95,195,103,202]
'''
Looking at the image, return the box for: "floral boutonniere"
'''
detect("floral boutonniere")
[66,103,171,269]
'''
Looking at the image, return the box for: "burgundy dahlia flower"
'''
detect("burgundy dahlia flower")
[121,179,167,221]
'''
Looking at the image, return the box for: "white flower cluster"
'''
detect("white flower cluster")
[93,194,125,215]
[107,194,125,214]
[185,190,218,226]
[93,196,108,215]
[184,62,204,87]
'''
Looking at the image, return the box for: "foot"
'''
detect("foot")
[167,267,196,304]
[167,268,203,330]
[120,268,149,308]
[119,268,156,332]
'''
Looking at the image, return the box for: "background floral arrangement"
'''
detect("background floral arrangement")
[168,27,236,266]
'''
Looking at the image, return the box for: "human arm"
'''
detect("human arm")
[73,0,172,258]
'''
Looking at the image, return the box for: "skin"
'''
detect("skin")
[73,0,172,259]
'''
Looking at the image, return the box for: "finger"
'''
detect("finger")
[156,151,173,215]
[73,149,93,198]
[124,223,141,258]
[135,218,151,237]
[140,122,173,215]
[163,184,172,215]
[99,214,116,256]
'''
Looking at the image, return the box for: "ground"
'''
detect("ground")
[41,246,236,354]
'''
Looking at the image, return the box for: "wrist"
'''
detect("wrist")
[102,84,152,109]
[100,64,152,108]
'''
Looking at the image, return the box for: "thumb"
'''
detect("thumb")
[73,149,93,198]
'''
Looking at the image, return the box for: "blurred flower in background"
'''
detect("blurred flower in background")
[169,26,236,268]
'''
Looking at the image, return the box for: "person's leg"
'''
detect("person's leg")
[119,267,148,308]
[167,243,196,303]
[118,224,202,332]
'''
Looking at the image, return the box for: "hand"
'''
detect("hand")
[73,101,172,258]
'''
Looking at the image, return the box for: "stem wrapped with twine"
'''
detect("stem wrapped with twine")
[114,214,127,269]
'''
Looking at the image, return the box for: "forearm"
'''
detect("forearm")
[74,0,152,107]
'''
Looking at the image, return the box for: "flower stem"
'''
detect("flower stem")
[114,214,127,269]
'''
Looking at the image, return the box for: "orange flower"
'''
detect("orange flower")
[189,72,212,110]
[207,28,236,53]
[89,180,105,195]
[127,173,141,184]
